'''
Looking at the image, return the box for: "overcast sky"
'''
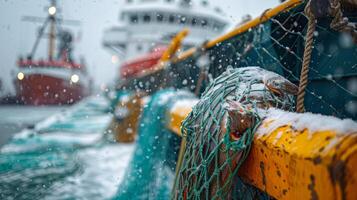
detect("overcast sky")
[0,0,278,94]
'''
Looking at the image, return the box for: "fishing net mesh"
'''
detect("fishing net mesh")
[171,3,356,120]
[173,67,295,199]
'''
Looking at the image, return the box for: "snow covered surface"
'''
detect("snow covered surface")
[157,89,195,106]
[257,108,357,136]
[169,98,198,113]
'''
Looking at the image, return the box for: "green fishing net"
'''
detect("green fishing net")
[173,67,295,199]
[113,89,196,200]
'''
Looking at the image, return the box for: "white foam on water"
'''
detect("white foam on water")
[45,144,135,200]
[0,95,136,200]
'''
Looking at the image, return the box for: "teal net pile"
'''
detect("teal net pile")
[174,67,295,199]
[0,96,132,200]
[113,89,195,200]
[170,2,357,120]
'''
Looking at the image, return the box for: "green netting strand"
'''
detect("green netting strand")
[174,67,295,200]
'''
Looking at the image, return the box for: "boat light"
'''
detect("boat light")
[71,74,79,83]
[111,55,119,64]
[48,6,57,15]
[17,72,24,80]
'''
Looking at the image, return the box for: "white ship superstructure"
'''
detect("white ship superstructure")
[103,0,230,61]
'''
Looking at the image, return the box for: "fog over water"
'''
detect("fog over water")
[0,0,278,94]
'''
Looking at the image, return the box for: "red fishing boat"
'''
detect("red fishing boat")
[15,0,90,105]
[120,46,167,79]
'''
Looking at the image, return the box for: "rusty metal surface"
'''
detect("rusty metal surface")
[240,119,357,200]
[167,103,357,200]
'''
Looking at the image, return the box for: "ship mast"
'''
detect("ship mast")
[22,0,80,61]
[48,0,57,60]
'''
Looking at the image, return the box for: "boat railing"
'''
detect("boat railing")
[167,0,356,119]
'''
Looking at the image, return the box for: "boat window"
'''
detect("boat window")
[156,13,164,22]
[215,7,222,13]
[143,14,151,23]
[191,18,197,26]
[169,14,176,23]
[180,16,186,24]
[119,44,126,50]
[201,19,207,27]
[130,15,138,23]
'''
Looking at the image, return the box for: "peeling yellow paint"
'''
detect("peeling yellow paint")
[167,104,357,200]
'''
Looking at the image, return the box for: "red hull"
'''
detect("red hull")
[16,74,87,105]
[120,46,167,78]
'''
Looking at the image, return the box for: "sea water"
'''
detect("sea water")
[0,96,134,200]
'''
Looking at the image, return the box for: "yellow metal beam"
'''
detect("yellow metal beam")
[168,100,196,136]
[167,102,357,200]
[205,0,302,48]
[173,0,303,63]
[160,28,190,62]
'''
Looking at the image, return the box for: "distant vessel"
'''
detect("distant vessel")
[102,0,230,79]
[120,45,167,78]
[15,0,90,105]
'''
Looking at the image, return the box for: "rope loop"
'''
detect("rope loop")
[330,0,357,43]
